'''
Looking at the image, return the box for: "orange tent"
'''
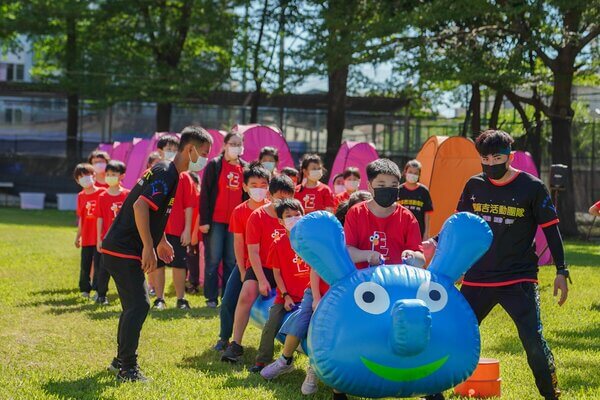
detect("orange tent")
[416,136,482,236]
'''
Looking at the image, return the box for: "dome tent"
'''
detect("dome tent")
[327,141,379,191]
[231,124,295,168]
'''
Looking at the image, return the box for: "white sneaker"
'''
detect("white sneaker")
[260,356,293,380]
[301,365,319,395]
[81,292,90,299]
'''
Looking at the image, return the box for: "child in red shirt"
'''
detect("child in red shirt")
[213,162,271,351]
[344,158,425,269]
[95,160,129,304]
[185,171,201,294]
[252,199,309,372]
[74,163,105,299]
[88,150,111,189]
[294,154,335,213]
[259,146,279,175]
[281,167,299,186]
[334,167,361,211]
[221,175,296,364]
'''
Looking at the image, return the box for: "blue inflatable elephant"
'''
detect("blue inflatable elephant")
[287,211,493,398]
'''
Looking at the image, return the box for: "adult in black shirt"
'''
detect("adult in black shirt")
[101,126,213,382]
[422,130,568,400]
[398,159,433,239]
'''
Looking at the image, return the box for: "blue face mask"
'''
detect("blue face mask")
[262,161,276,172]
[189,148,208,172]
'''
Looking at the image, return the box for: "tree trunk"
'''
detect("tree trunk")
[156,102,172,132]
[325,65,348,172]
[530,96,542,172]
[65,16,78,161]
[250,80,261,123]
[489,91,503,129]
[548,47,577,236]
[470,82,481,138]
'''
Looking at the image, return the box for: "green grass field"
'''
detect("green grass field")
[0,208,598,400]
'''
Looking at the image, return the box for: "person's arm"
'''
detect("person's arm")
[96,218,103,252]
[423,213,430,240]
[157,232,174,264]
[273,268,294,311]
[180,207,193,246]
[248,243,270,295]
[133,198,157,273]
[233,233,246,280]
[542,223,570,306]
[75,218,81,248]
[347,246,383,265]
[310,269,322,311]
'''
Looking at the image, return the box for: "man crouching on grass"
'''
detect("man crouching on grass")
[100,126,212,382]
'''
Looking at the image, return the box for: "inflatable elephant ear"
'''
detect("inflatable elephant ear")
[428,212,493,281]
[290,211,355,285]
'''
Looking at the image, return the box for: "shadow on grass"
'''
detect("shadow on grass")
[552,325,600,352]
[30,288,80,296]
[41,371,116,400]
[564,240,600,267]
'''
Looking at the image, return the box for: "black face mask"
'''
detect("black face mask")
[373,187,399,208]
[482,163,508,180]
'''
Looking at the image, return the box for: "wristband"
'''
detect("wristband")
[556,266,572,284]
[282,292,289,299]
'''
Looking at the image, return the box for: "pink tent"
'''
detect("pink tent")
[328,141,379,190]
[232,124,295,168]
[110,142,133,163]
[207,129,226,160]
[121,138,151,189]
[98,143,114,157]
[512,151,553,265]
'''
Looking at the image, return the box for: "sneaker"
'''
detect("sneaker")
[301,365,319,395]
[186,285,200,295]
[92,293,99,302]
[153,298,166,310]
[249,363,265,373]
[116,365,149,383]
[96,296,109,305]
[221,341,244,363]
[81,291,90,299]
[108,357,121,374]
[213,339,229,352]
[176,298,191,310]
[421,394,445,400]
[260,356,293,380]
[206,300,218,308]
[148,288,156,297]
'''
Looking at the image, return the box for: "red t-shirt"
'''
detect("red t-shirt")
[166,172,196,236]
[246,205,287,269]
[76,187,105,246]
[94,189,130,239]
[228,200,266,268]
[334,191,351,211]
[212,159,244,224]
[268,234,311,304]
[344,202,423,269]
[294,183,335,213]
[95,181,110,189]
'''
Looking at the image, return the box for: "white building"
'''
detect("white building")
[0,36,34,83]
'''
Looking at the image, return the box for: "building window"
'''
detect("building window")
[2,63,26,82]
[16,64,24,81]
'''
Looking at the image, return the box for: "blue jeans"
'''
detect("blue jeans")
[219,267,243,340]
[203,222,236,303]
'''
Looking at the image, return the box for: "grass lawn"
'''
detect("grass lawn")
[0,208,598,400]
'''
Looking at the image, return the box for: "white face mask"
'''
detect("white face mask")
[249,187,268,202]
[93,162,106,173]
[188,148,208,172]
[345,180,360,191]
[405,173,419,184]
[309,169,323,181]
[227,146,243,159]
[262,161,275,172]
[334,184,346,194]
[164,151,177,162]
[105,176,120,187]
[284,215,302,231]
[78,175,94,188]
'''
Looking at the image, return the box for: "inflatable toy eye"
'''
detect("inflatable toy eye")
[416,281,448,312]
[354,282,390,315]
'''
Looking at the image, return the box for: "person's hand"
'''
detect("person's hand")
[312,296,321,312]
[402,250,415,264]
[157,238,174,264]
[96,242,102,253]
[284,296,295,311]
[422,238,437,262]
[141,245,158,273]
[180,229,191,247]
[74,235,81,248]
[554,274,569,306]
[367,251,383,266]
[258,278,271,296]
[199,224,210,234]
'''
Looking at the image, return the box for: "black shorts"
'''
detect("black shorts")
[244,266,276,287]
[157,234,188,269]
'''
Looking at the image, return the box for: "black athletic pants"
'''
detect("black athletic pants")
[79,246,101,293]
